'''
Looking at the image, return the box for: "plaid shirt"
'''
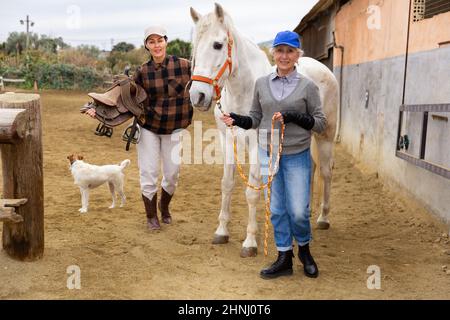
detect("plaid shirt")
[134,55,193,134]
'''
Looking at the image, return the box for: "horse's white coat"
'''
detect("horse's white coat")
[189,4,339,256]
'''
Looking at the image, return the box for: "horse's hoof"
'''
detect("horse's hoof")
[317,221,330,230]
[240,247,257,258]
[212,235,229,244]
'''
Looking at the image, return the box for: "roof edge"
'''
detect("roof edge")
[295,0,337,33]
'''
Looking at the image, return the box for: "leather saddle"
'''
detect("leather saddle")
[80,75,147,150]
[81,75,147,127]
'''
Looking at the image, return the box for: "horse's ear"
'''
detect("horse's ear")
[215,3,224,23]
[190,7,201,23]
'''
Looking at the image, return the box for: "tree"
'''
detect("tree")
[37,35,69,53]
[76,45,101,59]
[37,35,56,53]
[58,47,100,69]
[5,32,38,54]
[112,42,135,53]
[166,39,191,59]
[5,32,69,55]
[54,37,70,50]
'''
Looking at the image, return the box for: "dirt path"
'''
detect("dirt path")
[0,90,448,299]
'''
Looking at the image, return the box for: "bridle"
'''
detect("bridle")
[191,31,234,101]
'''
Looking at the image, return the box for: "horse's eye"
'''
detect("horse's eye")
[213,42,223,50]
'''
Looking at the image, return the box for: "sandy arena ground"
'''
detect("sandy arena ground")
[0,90,449,299]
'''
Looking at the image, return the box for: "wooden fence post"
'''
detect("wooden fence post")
[0,92,44,261]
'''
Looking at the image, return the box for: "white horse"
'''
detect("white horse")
[189,3,339,257]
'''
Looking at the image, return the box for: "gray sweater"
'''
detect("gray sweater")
[249,73,327,155]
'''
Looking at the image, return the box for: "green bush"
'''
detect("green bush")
[1,45,106,90]
[74,66,104,90]
[32,63,103,90]
[1,59,104,90]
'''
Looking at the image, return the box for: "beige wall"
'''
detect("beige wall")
[330,0,450,222]
[334,0,450,66]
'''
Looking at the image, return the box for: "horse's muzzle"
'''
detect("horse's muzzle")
[189,83,214,111]
[190,93,212,110]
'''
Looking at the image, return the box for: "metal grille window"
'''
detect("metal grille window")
[413,0,426,21]
[414,0,450,22]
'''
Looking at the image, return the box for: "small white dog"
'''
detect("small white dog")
[67,154,130,213]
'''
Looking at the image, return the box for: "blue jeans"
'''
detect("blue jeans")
[259,147,312,252]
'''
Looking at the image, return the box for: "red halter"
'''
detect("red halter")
[191,31,234,100]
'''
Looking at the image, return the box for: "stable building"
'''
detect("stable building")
[295,0,450,222]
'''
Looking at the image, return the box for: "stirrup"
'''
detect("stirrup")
[104,127,113,137]
[95,123,113,137]
[122,123,141,144]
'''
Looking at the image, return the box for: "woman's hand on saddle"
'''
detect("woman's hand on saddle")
[86,108,96,118]
[220,113,235,127]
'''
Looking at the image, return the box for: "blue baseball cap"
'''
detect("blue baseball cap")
[272,31,301,49]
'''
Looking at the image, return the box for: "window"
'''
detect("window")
[414,0,450,22]
[424,0,450,18]
[396,104,450,180]
[413,0,426,22]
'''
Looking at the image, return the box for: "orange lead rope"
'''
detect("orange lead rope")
[218,102,285,257]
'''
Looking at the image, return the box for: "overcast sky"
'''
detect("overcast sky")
[0,0,319,50]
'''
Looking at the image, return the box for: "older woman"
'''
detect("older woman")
[87,26,193,231]
[221,30,326,279]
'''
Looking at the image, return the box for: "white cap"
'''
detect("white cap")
[144,25,167,43]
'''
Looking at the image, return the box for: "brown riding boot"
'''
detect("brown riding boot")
[142,194,160,230]
[158,188,173,224]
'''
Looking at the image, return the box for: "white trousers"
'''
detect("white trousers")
[137,127,181,200]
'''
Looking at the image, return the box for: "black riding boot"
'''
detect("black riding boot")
[142,194,160,231]
[298,243,319,278]
[260,250,293,279]
[158,188,173,224]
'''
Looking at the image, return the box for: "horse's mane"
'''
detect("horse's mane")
[192,11,234,46]
[191,11,236,68]
[191,10,264,70]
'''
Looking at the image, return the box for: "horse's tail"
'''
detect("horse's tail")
[332,79,341,143]
[310,137,321,212]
